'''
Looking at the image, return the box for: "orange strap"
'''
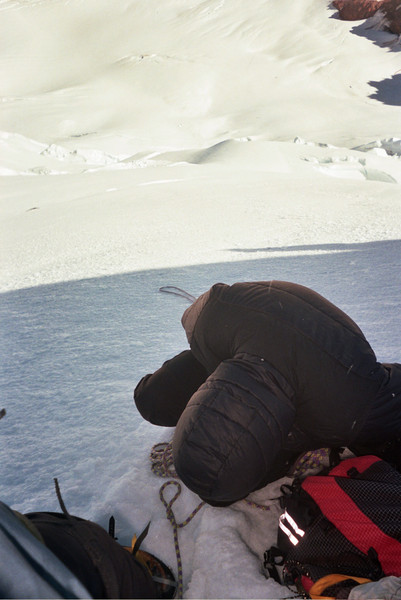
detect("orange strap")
[309,573,372,599]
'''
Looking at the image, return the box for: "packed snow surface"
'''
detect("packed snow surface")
[1,0,400,597]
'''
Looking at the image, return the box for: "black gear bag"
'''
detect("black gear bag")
[264,455,401,597]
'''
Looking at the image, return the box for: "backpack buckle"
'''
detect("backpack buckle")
[262,547,284,582]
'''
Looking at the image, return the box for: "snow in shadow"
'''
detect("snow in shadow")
[368,73,401,106]
[350,17,401,52]
[329,6,401,51]
[0,238,400,514]
[0,239,400,599]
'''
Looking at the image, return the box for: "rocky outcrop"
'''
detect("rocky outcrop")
[333,0,386,21]
[383,0,401,34]
[333,0,401,34]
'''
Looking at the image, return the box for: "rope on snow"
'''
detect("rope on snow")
[159,481,205,599]
[109,442,328,599]
[150,442,179,479]
[151,443,330,518]
[150,442,329,597]
[150,442,204,599]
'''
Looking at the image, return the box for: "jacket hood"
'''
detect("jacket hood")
[172,354,295,505]
[181,289,211,344]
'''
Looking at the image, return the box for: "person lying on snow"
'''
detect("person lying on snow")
[134,281,401,506]
[0,499,175,599]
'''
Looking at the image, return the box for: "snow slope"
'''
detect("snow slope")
[1,0,401,597]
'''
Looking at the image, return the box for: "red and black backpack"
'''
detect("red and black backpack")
[264,455,401,597]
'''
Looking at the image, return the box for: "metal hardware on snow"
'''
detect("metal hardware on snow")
[159,286,196,303]
[131,521,151,557]
[53,478,71,517]
[108,516,117,540]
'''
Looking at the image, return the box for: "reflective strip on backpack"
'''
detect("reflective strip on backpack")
[279,510,305,546]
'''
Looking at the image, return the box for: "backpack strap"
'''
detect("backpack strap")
[328,455,381,478]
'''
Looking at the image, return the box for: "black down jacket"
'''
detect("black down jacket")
[134,281,401,505]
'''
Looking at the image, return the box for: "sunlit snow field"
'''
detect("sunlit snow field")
[1,1,401,597]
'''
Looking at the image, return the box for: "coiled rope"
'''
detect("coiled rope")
[290,447,330,477]
[150,442,179,479]
[150,442,329,597]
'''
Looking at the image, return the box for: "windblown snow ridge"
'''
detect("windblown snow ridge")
[1,132,400,185]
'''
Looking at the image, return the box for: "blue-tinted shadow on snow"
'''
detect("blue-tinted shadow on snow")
[227,241,399,254]
[0,238,400,514]
[368,74,401,106]
[351,21,401,52]
[329,12,401,53]
[329,12,400,105]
